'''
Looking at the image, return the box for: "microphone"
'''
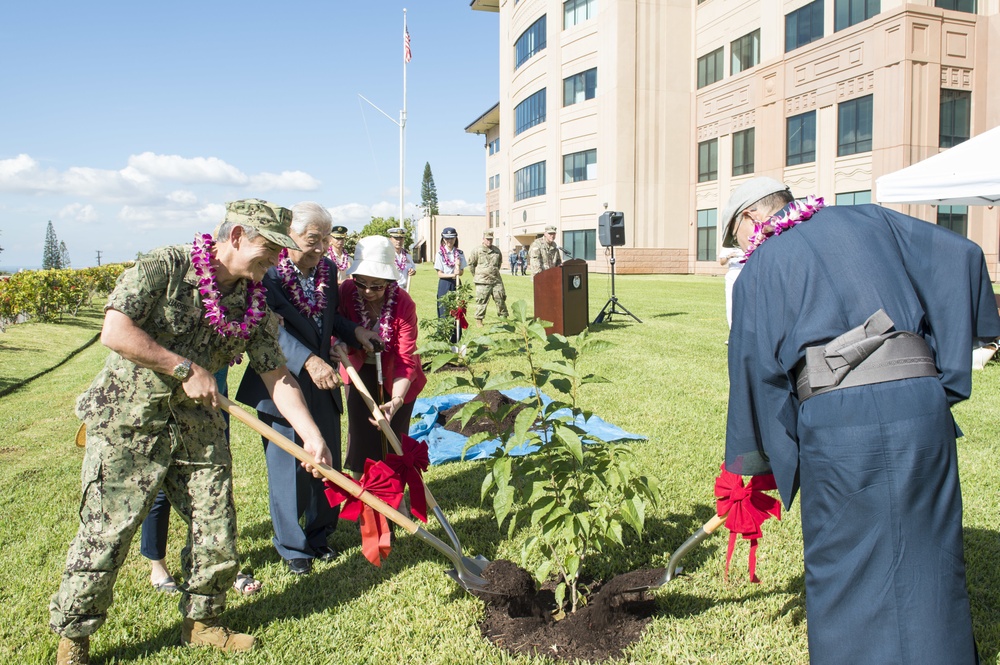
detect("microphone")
[557,246,574,259]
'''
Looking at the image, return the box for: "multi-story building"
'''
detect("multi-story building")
[467,0,1000,275]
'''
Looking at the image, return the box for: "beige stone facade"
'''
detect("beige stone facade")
[470,0,1000,276]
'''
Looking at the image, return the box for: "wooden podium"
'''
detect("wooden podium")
[533,259,589,336]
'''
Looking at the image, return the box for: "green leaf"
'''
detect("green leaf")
[492,455,512,488]
[428,352,458,373]
[461,431,491,461]
[619,496,642,535]
[456,400,487,429]
[541,360,579,378]
[493,483,515,527]
[479,470,495,504]
[530,496,557,526]
[512,405,540,446]
[607,520,624,547]
[554,582,566,612]
[564,554,581,580]
[553,422,584,464]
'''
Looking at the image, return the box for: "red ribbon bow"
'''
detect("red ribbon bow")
[324,460,404,566]
[714,463,781,583]
[384,435,430,523]
[450,306,469,330]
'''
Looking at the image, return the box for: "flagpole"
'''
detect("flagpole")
[400,8,408,230]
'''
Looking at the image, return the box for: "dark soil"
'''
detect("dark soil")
[473,560,665,663]
[438,390,531,437]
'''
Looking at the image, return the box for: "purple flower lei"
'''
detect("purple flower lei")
[276,250,330,318]
[353,280,399,347]
[394,251,409,274]
[439,245,461,270]
[742,195,825,262]
[327,246,351,272]
[190,233,267,345]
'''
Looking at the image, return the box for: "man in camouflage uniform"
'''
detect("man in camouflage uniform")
[528,225,562,275]
[467,230,508,326]
[50,200,338,664]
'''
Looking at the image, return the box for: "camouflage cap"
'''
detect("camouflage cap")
[224,199,299,250]
[544,225,557,233]
[330,225,348,238]
[483,230,494,238]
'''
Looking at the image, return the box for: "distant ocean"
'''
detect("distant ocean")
[0,265,42,273]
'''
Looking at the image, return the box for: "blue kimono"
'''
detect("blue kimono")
[726,203,1000,664]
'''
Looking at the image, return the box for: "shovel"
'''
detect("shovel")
[333,346,491,577]
[623,513,728,593]
[219,395,491,593]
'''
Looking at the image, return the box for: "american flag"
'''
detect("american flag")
[404,27,412,63]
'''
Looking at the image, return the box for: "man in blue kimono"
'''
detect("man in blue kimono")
[722,177,1000,664]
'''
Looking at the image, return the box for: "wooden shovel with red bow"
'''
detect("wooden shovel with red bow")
[219,395,491,593]
[333,346,491,581]
[625,464,781,593]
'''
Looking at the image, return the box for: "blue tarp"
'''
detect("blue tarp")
[408,388,647,465]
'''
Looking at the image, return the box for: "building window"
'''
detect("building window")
[697,47,724,88]
[564,0,596,29]
[563,149,597,183]
[835,190,872,205]
[732,128,755,176]
[786,0,824,52]
[935,0,976,13]
[514,161,546,201]
[514,88,547,136]
[697,209,717,262]
[488,174,500,190]
[488,137,500,155]
[838,95,873,156]
[515,15,547,69]
[563,229,597,260]
[563,68,597,106]
[937,205,968,236]
[787,111,817,165]
[940,89,971,148]
[835,0,880,31]
[731,30,760,75]
[698,139,718,182]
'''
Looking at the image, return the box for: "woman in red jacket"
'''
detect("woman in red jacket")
[338,236,427,477]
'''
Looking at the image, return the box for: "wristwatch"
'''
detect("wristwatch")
[172,358,193,381]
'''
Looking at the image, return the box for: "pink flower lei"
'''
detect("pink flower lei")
[353,280,399,347]
[439,245,461,270]
[276,250,330,318]
[190,233,268,355]
[742,195,825,262]
[327,245,351,272]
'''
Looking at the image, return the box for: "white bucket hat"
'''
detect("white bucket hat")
[346,236,401,282]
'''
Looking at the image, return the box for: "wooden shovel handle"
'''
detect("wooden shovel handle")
[703,513,727,534]
[219,395,418,535]
[333,346,440,511]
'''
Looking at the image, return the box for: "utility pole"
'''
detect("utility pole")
[95,250,102,266]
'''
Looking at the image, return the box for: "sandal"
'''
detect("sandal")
[233,572,262,596]
[151,576,180,594]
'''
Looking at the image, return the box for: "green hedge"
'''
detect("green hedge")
[0,263,130,328]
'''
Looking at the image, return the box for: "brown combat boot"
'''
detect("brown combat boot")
[181,617,255,652]
[56,636,89,665]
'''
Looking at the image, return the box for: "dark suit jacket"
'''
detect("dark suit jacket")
[236,257,359,429]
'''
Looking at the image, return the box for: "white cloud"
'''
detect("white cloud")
[58,203,99,223]
[117,203,223,231]
[439,198,485,216]
[165,189,199,205]
[249,170,321,191]
[123,152,248,185]
[328,203,373,229]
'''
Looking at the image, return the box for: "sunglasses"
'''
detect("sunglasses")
[355,279,389,292]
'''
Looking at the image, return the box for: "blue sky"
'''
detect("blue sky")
[0,1,499,268]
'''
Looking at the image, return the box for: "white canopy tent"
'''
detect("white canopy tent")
[875,124,1000,205]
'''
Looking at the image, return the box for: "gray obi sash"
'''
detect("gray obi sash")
[794,309,938,402]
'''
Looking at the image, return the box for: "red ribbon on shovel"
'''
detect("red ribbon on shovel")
[450,306,469,330]
[384,435,430,523]
[714,463,781,583]
[324,460,404,566]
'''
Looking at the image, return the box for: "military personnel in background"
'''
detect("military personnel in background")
[50,199,348,664]
[388,226,416,291]
[467,230,508,326]
[327,224,351,282]
[528,225,562,275]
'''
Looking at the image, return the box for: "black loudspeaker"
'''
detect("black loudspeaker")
[598,211,625,247]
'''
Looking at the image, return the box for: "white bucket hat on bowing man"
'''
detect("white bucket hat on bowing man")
[346,236,401,282]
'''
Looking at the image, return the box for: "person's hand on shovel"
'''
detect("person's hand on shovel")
[181,362,222,408]
[300,435,333,478]
[354,326,383,354]
[304,354,341,391]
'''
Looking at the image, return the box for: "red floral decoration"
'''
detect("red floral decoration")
[714,463,781,583]
[384,436,430,523]
[324,460,404,566]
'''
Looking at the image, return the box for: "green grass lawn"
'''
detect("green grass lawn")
[2,264,999,664]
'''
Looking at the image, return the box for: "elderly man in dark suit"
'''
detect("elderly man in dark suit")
[722,177,1000,664]
[237,202,379,575]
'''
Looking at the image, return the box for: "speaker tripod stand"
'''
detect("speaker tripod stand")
[593,245,642,325]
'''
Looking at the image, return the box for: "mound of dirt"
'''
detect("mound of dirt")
[475,559,664,663]
[438,390,532,437]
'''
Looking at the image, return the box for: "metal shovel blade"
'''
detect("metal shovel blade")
[624,513,727,593]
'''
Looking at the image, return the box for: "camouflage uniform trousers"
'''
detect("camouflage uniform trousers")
[49,421,238,639]
[474,282,508,320]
